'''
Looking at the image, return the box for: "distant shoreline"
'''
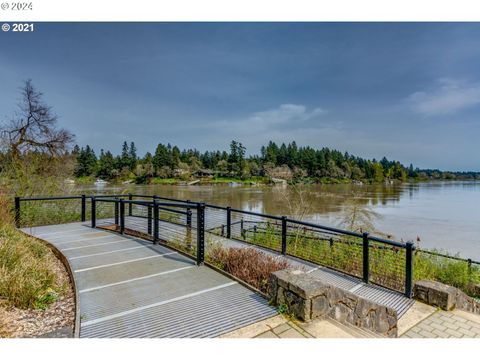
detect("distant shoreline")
[72,176,479,187]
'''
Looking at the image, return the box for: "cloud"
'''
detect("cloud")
[211,103,327,134]
[407,79,480,116]
[241,104,326,129]
[195,103,343,152]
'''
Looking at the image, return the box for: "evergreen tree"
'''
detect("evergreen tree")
[120,141,130,169]
[153,143,170,174]
[129,142,137,170]
[97,149,115,179]
[74,145,97,177]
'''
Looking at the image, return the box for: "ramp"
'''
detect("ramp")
[22,223,277,338]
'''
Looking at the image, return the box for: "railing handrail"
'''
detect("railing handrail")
[18,195,84,201]
[131,194,200,205]
[20,193,480,298]
[417,248,480,265]
[17,193,411,250]
[94,197,194,209]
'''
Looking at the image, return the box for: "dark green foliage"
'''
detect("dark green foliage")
[75,139,480,182]
[97,149,116,179]
[74,145,97,177]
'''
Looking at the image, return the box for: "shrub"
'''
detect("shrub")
[414,250,480,296]
[207,246,291,293]
[0,224,68,309]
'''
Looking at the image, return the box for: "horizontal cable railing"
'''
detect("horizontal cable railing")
[15,193,479,298]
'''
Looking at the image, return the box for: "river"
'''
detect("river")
[74,180,480,259]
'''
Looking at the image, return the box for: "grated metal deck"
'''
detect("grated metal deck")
[111,216,415,318]
[21,223,276,338]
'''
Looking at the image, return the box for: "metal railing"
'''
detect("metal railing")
[15,193,416,296]
[200,203,414,296]
[91,196,205,265]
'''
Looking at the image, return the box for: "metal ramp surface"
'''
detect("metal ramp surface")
[21,222,276,338]
[110,215,415,318]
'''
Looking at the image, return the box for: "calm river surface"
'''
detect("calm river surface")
[76,181,480,259]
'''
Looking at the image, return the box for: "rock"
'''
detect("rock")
[268,274,278,301]
[311,295,329,318]
[276,287,285,305]
[470,284,480,297]
[355,298,371,318]
[414,280,457,310]
[288,277,326,300]
[275,270,295,289]
[374,307,390,334]
[282,289,311,321]
[269,269,398,337]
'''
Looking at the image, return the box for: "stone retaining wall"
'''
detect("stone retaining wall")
[414,280,480,315]
[268,270,398,337]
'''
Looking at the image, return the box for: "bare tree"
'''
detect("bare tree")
[338,190,392,238]
[273,184,315,251]
[1,79,74,157]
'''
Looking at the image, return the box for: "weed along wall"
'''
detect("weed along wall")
[268,269,398,337]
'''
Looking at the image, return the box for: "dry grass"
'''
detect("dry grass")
[207,246,292,293]
[0,224,69,310]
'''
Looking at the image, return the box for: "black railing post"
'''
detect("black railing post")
[14,196,20,228]
[196,203,205,265]
[128,193,133,216]
[114,197,119,225]
[91,197,96,228]
[147,205,152,235]
[186,200,192,228]
[405,241,414,298]
[119,199,125,235]
[153,200,159,244]
[226,206,231,239]
[281,216,287,255]
[81,195,86,222]
[363,232,370,284]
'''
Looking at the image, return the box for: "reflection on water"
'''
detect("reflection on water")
[75,181,480,259]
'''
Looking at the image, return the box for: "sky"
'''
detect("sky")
[0,22,479,171]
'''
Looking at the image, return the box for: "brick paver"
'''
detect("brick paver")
[402,311,480,338]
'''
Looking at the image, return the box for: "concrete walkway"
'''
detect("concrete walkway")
[222,300,480,338]
[221,314,382,338]
[401,309,480,338]
[22,222,277,338]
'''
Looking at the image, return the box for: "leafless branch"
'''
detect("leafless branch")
[0,79,74,157]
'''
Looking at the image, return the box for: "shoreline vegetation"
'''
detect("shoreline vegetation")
[74,174,479,186]
[72,140,480,186]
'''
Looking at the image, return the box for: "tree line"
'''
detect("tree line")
[2,80,477,186]
[72,139,480,183]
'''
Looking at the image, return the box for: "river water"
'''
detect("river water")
[76,181,480,259]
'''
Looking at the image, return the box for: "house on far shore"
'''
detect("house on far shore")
[192,169,216,178]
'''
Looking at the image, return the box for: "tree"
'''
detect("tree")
[120,141,130,169]
[228,140,246,176]
[74,145,97,177]
[0,79,74,157]
[171,146,181,169]
[153,143,170,174]
[97,149,115,179]
[372,162,384,183]
[129,141,137,170]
